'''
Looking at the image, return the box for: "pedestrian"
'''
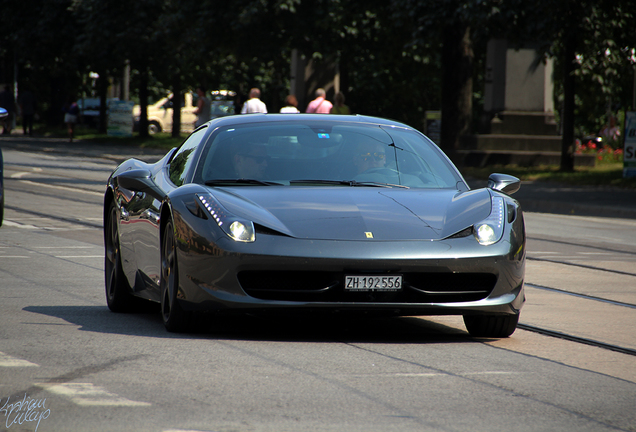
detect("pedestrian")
[19,86,37,136]
[279,95,300,113]
[241,88,268,114]
[330,92,351,114]
[0,84,16,135]
[63,97,80,142]
[305,88,332,113]
[600,116,621,147]
[194,87,211,128]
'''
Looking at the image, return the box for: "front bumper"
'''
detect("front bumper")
[175,230,525,317]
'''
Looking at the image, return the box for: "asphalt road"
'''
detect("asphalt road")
[1,142,635,432]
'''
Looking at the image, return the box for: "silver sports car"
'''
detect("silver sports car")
[104,114,525,337]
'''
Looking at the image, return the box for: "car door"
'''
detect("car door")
[132,127,208,297]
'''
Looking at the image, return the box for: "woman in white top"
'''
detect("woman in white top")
[279,95,300,113]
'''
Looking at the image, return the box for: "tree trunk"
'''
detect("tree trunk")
[138,67,149,138]
[441,22,473,163]
[171,73,181,138]
[98,72,108,134]
[560,34,576,172]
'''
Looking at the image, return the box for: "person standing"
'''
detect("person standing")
[241,88,268,114]
[305,88,332,113]
[330,92,351,114]
[63,97,80,142]
[19,87,37,136]
[279,95,300,113]
[194,87,211,128]
[0,85,15,134]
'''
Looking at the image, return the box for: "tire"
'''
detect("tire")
[148,121,161,134]
[160,218,191,332]
[463,313,519,338]
[104,201,136,312]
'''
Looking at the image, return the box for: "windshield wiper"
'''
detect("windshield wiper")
[290,179,408,189]
[205,179,283,186]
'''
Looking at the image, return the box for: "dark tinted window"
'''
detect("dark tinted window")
[168,127,207,186]
[193,121,462,189]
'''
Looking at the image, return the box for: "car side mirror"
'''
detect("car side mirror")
[115,169,164,200]
[487,173,520,195]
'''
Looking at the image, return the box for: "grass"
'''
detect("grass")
[38,124,187,150]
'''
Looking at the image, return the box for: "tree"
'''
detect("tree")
[523,0,635,171]
[391,0,508,161]
[0,0,80,125]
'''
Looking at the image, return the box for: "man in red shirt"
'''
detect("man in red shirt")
[305,88,333,113]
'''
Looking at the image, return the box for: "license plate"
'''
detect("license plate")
[345,275,402,291]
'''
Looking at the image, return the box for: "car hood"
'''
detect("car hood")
[209,187,493,241]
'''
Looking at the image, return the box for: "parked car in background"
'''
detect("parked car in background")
[104,113,526,337]
[133,90,235,134]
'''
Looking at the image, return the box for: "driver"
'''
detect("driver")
[232,142,269,178]
[353,142,386,174]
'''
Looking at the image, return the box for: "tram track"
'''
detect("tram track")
[527,256,636,277]
[518,324,636,357]
[525,283,636,309]
[521,281,636,357]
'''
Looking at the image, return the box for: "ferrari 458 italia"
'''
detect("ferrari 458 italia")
[104,114,525,337]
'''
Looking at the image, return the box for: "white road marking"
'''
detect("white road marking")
[36,383,151,407]
[1,220,42,229]
[54,256,103,259]
[16,179,103,196]
[349,371,519,378]
[164,430,216,432]
[35,246,97,249]
[0,352,39,367]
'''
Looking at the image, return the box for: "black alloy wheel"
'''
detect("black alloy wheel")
[105,202,135,312]
[160,218,191,332]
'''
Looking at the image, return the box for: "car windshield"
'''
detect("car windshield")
[193,121,462,189]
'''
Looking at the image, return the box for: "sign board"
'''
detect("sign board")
[624,111,636,178]
[107,100,135,137]
[424,111,441,145]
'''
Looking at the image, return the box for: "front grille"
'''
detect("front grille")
[238,271,496,303]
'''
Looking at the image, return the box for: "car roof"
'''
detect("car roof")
[202,113,413,130]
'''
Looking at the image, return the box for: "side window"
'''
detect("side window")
[168,127,207,186]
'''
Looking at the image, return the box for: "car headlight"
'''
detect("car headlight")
[197,193,255,242]
[474,196,505,245]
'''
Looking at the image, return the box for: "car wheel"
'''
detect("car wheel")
[463,314,519,338]
[148,121,161,134]
[104,201,135,312]
[160,218,191,332]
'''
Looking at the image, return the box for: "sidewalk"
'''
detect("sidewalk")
[0,134,167,164]
[3,134,636,220]
[467,178,636,220]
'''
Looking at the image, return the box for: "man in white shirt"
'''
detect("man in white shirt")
[241,88,268,114]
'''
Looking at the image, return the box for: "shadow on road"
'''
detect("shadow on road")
[23,304,476,344]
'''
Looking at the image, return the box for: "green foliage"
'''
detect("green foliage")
[1,0,634,140]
